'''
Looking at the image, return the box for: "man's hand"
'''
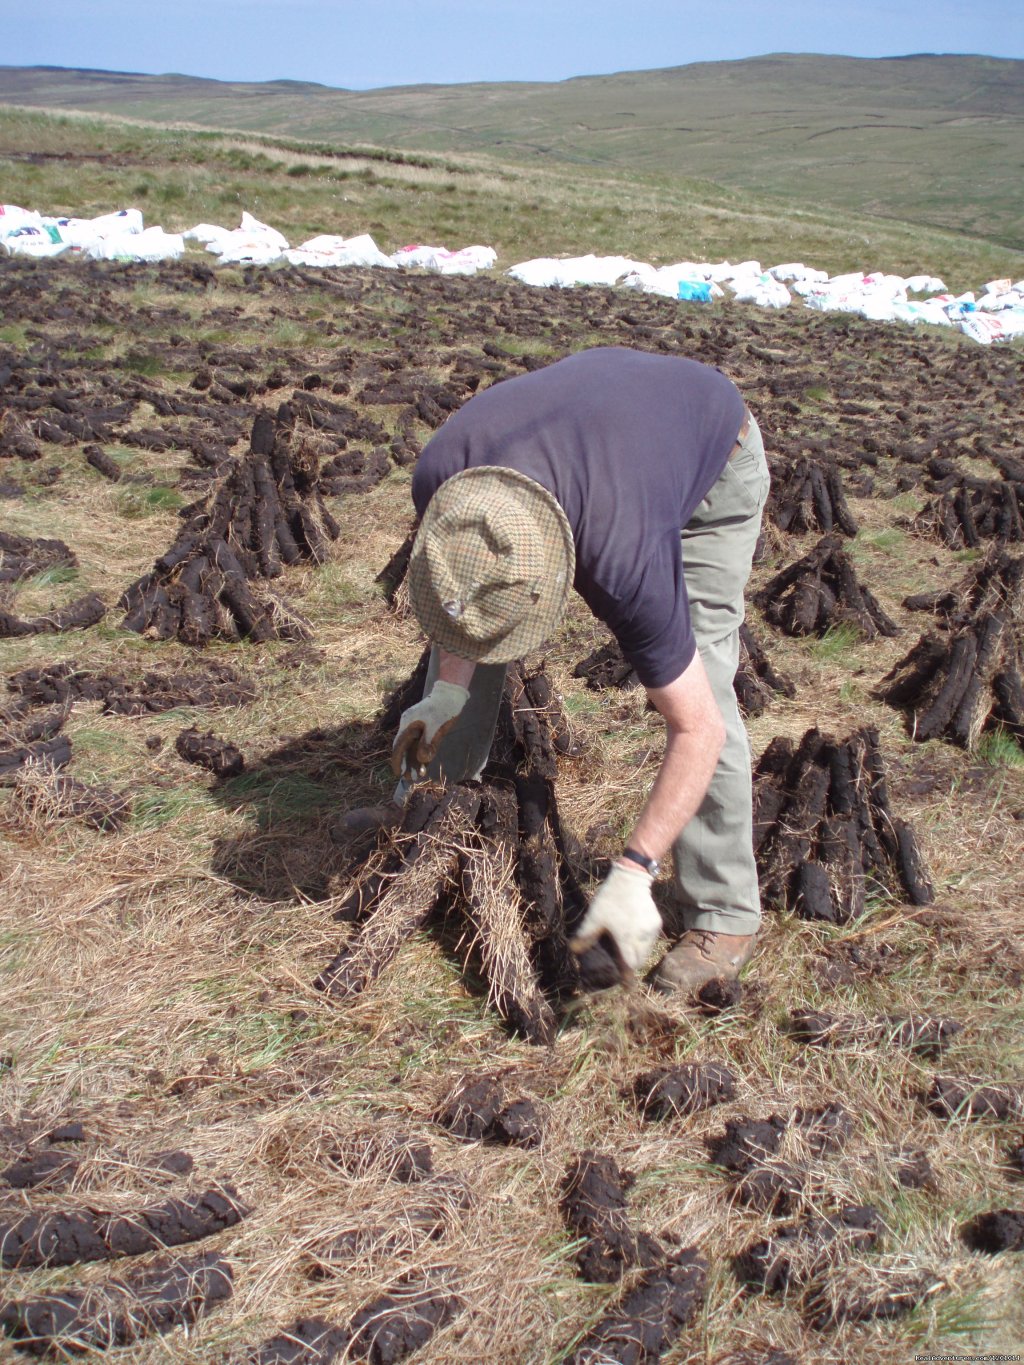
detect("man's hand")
[569,864,663,978]
[391,679,470,779]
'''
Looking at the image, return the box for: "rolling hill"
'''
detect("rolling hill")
[1,54,1022,250]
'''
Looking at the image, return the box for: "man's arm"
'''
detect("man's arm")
[436,648,477,691]
[391,648,477,777]
[568,649,725,976]
[620,649,726,866]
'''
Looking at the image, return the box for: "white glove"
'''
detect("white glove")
[391,679,470,779]
[569,863,663,975]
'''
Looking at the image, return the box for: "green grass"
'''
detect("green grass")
[858,527,906,553]
[976,726,1024,769]
[0,322,30,348]
[131,785,207,829]
[121,349,166,376]
[808,622,863,662]
[28,565,78,588]
[220,770,336,826]
[922,1287,992,1342]
[116,484,184,518]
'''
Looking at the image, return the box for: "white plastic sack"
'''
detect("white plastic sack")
[725,260,763,281]
[905,275,946,294]
[54,208,144,249]
[83,227,184,263]
[703,261,739,283]
[239,212,288,251]
[791,278,827,298]
[215,241,283,266]
[732,275,791,308]
[208,212,289,265]
[1,231,70,259]
[942,292,978,321]
[891,299,952,327]
[978,290,1022,312]
[959,311,1024,345]
[0,204,44,238]
[802,287,861,314]
[622,263,715,298]
[284,233,396,269]
[863,273,908,298]
[391,243,496,275]
[854,292,900,323]
[507,254,647,288]
[768,262,827,285]
[827,272,867,292]
[184,222,233,247]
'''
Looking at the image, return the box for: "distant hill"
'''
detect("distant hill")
[1,54,1022,249]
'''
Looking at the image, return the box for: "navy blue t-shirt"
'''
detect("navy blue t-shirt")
[411,346,746,688]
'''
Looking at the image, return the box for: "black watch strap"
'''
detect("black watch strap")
[622,847,660,877]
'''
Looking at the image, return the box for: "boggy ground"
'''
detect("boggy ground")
[1,255,1023,1363]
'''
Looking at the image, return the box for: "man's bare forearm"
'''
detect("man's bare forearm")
[436,647,477,690]
[624,652,726,865]
[626,726,723,863]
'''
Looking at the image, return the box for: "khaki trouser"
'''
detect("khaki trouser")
[673,416,769,934]
[399,416,770,938]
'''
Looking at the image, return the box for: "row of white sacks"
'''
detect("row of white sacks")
[512,252,1024,346]
[2,203,1023,346]
[0,205,496,276]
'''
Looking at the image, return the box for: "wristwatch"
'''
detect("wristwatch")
[621,847,660,877]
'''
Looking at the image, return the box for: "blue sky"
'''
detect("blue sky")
[5,0,1022,87]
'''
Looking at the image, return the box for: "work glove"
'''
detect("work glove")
[391,679,470,779]
[569,863,663,978]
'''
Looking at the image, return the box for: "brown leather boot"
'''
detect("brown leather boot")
[650,929,757,995]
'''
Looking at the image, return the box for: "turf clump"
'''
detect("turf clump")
[631,1062,736,1120]
[755,534,898,639]
[347,1273,462,1364]
[735,1205,881,1293]
[925,1075,1024,1121]
[560,1151,663,1282]
[434,1074,543,1148]
[754,725,933,920]
[0,1250,233,1355]
[119,411,330,643]
[175,726,246,778]
[708,1115,788,1172]
[0,1183,247,1269]
[765,455,858,537]
[962,1208,1024,1253]
[316,658,602,1041]
[565,1246,708,1364]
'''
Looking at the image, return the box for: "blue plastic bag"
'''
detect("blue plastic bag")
[677,280,712,303]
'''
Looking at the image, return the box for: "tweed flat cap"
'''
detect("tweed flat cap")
[408,466,575,663]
